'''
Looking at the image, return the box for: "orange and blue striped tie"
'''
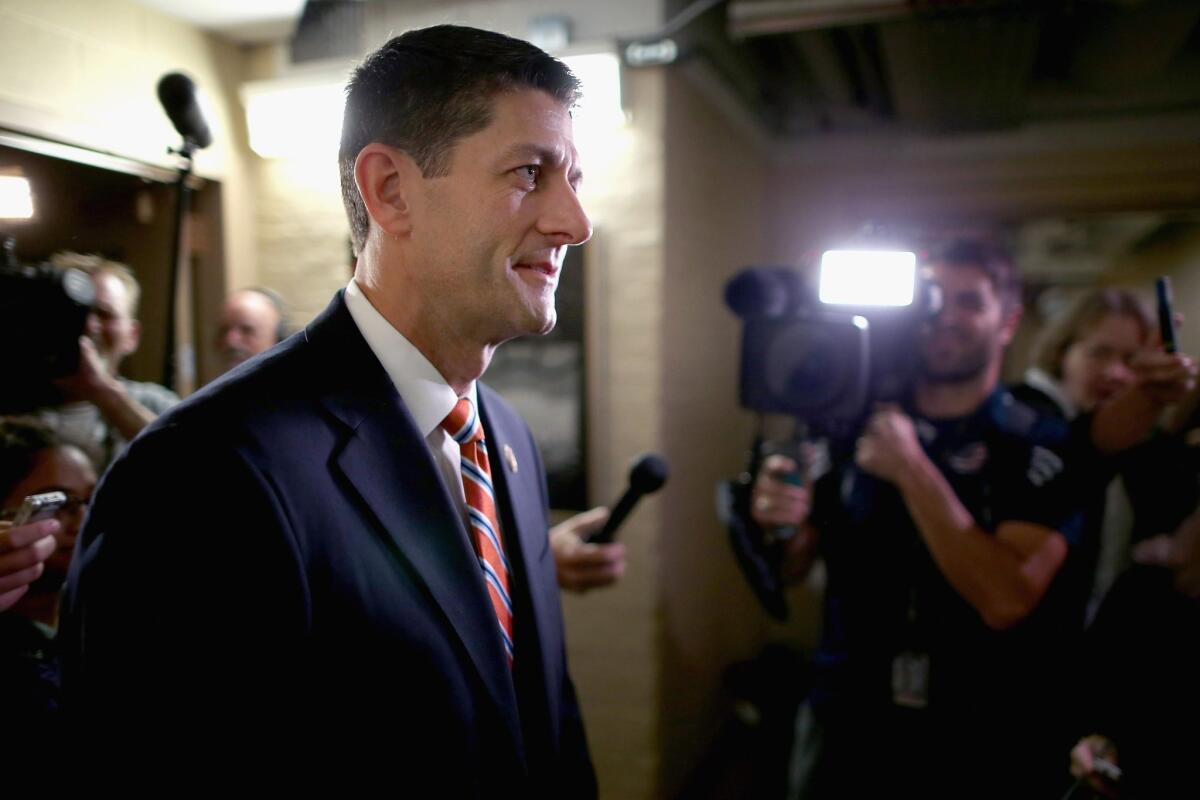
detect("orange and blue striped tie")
[441,397,514,666]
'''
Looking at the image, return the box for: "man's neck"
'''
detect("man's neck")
[352,271,491,397]
[914,370,999,420]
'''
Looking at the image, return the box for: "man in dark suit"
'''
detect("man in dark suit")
[60,26,595,794]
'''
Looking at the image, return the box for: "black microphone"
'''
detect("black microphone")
[589,453,669,544]
[157,72,212,150]
[724,267,807,320]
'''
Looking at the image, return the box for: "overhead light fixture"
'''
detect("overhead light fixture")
[563,51,625,132]
[0,174,34,220]
[242,77,346,159]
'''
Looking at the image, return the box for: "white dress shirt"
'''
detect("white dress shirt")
[343,278,475,522]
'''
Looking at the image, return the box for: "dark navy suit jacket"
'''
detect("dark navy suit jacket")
[60,292,595,795]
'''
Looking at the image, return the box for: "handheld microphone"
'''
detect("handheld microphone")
[589,453,669,544]
[157,72,213,150]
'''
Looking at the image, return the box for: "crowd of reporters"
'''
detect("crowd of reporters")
[2,238,1196,796]
[749,241,1198,798]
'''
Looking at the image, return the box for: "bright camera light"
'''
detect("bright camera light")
[0,175,34,220]
[819,250,916,306]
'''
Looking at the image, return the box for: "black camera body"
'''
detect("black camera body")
[726,264,937,439]
[0,262,95,413]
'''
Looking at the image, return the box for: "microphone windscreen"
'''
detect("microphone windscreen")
[629,453,668,494]
[724,267,805,320]
[157,72,213,149]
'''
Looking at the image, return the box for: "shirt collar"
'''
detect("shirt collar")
[343,278,477,436]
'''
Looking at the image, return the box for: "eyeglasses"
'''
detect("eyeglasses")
[0,493,90,523]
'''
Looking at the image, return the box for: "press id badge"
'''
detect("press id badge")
[891,650,930,709]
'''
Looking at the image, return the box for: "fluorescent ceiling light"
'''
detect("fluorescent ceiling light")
[242,79,345,159]
[562,52,624,131]
[0,175,34,220]
[819,249,916,306]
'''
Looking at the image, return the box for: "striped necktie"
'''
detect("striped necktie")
[440,397,514,666]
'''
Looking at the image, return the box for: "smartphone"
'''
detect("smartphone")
[1157,276,1178,354]
[11,491,67,525]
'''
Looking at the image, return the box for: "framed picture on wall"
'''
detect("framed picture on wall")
[484,244,588,511]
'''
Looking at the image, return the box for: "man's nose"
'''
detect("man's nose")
[540,181,592,247]
[84,311,101,339]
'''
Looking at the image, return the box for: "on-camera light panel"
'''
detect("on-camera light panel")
[819,249,916,307]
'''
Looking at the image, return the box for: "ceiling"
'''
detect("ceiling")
[135,0,1200,138]
[638,0,1200,137]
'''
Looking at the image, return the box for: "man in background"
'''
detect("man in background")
[214,286,291,373]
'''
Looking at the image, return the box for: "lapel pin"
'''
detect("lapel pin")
[503,444,518,473]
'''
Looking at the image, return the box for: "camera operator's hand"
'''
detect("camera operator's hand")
[855,405,926,485]
[751,455,811,529]
[551,507,627,593]
[751,455,819,581]
[52,335,157,441]
[0,519,60,612]
[53,336,117,403]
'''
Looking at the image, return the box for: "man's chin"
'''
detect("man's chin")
[921,365,988,384]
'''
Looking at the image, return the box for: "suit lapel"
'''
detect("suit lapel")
[306,293,522,749]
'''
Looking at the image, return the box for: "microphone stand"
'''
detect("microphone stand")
[162,139,196,392]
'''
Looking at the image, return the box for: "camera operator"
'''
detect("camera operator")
[36,254,178,471]
[753,240,1087,798]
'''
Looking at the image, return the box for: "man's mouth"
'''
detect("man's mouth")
[513,260,559,280]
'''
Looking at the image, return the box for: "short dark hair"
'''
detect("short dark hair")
[338,25,582,255]
[239,286,292,343]
[929,239,1022,311]
[0,417,60,503]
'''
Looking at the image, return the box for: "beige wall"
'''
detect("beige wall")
[561,65,668,800]
[658,69,776,795]
[0,0,259,329]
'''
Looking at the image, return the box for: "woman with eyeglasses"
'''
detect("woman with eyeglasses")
[0,416,96,734]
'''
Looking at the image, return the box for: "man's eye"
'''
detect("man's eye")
[515,165,540,183]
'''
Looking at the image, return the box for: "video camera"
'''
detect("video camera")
[720,248,940,619]
[0,245,96,413]
[725,249,941,440]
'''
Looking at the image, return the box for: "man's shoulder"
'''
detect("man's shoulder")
[142,336,328,446]
[984,388,1073,450]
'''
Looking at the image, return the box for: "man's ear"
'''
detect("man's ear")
[354,144,421,239]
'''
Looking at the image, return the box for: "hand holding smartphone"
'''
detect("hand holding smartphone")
[10,491,68,525]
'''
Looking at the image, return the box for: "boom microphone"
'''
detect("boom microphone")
[589,453,669,544]
[157,72,212,150]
